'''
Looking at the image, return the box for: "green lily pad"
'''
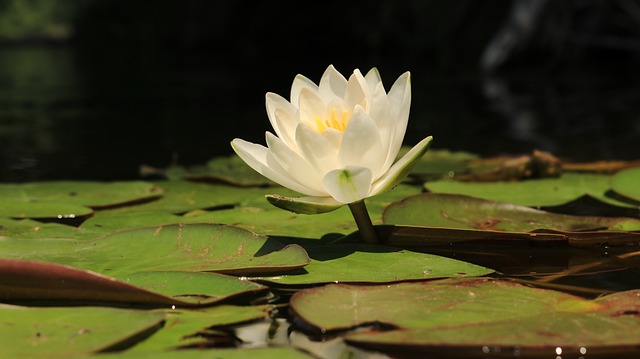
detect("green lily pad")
[184,155,278,186]
[290,278,640,357]
[383,193,640,233]
[406,148,478,178]
[129,305,272,352]
[254,243,493,285]
[100,181,277,215]
[611,167,640,202]
[425,173,634,208]
[0,259,267,307]
[0,201,93,220]
[0,304,164,358]
[0,181,163,209]
[0,223,311,276]
[188,184,421,239]
[0,217,96,240]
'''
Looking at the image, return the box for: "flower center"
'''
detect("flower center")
[313,108,350,133]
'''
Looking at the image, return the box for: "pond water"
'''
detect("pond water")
[2,45,639,182]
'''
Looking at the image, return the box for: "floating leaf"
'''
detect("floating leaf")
[425,173,634,208]
[100,181,276,215]
[0,217,95,240]
[190,184,421,239]
[407,148,478,178]
[185,155,278,186]
[0,259,269,307]
[0,201,93,220]
[0,181,162,209]
[128,305,272,352]
[0,223,310,276]
[290,278,640,357]
[611,167,640,202]
[383,193,640,233]
[254,242,493,286]
[0,304,164,358]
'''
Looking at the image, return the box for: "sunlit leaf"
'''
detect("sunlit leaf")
[0,223,310,276]
[128,305,272,352]
[0,181,162,209]
[254,242,493,285]
[0,304,164,359]
[425,173,635,208]
[383,193,640,233]
[290,278,640,357]
[611,167,640,202]
[0,259,269,307]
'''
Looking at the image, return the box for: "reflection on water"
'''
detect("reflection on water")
[1,44,639,182]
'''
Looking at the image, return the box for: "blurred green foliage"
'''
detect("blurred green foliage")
[0,0,86,41]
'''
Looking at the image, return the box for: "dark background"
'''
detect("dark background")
[1,0,640,181]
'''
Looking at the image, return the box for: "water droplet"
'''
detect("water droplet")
[555,347,562,355]
[171,305,176,310]
[481,346,490,354]
[580,347,587,355]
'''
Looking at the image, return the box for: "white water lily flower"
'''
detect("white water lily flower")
[231,65,432,215]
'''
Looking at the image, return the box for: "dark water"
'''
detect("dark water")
[1,45,639,182]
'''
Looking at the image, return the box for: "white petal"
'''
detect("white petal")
[298,88,326,127]
[364,67,382,90]
[384,71,411,168]
[319,65,347,102]
[338,107,385,178]
[322,166,373,204]
[370,136,432,196]
[265,132,325,193]
[291,74,319,109]
[266,194,343,214]
[321,128,343,149]
[231,138,322,196]
[344,69,370,111]
[295,123,339,176]
[266,92,298,149]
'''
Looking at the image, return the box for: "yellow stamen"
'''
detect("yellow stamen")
[313,108,350,133]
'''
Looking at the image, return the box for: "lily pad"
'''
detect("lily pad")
[0,304,164,358]
[0,181,163,209]
[254,243,493,286]
[425,173,634,208]
[0,201,93,220]
[0,217,96,240]
[0,259,269,307]
[100,181,278,215]
[383,193,640,233]
[189,184,421,239]
[611,167,640,202]
[0,223,311,276]
[129,305,272,352]
[290,278,640,357]
[184,155,278,186]
[406,148,478,178]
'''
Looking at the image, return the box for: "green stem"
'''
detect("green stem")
[348,200,380,244]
